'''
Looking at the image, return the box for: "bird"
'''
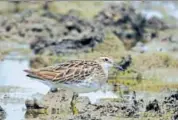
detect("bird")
[24,57,115,92]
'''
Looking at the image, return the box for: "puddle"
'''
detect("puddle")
[0,54,50,120]
[1,104,25,120]
[0,59,50,94]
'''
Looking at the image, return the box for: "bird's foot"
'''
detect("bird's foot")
[50,87,58,93]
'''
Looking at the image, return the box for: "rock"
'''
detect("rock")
[0,106,4,112]
[0,106,6,120]
[172,111,178,120]
[25,99,35,109]
[25,98,48,119]
[115,55,132,71]
[32,89,76,120]
[146,16,169,30]
[43,88,75,113]
[95,3,160,49]
[76,98,141,118]
[163,93,178,113]
[75,96,99,115]
[146,99,160,112]
[92,100,140,117]
[69,113,102,120]
[29,10,105,55]
[34,98,48,109]
[25,98,47,110]
[95,3,136,26]
[24,87,147,119]
[25,89,78,119]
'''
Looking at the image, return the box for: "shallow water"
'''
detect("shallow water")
[0,55,50,120]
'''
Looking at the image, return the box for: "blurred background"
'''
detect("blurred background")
[1,1,178,120]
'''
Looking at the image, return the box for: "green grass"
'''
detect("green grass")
[132,52,178,70]
[109,75,178,92]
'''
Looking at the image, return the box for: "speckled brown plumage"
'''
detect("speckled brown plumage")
[24,57,114,86]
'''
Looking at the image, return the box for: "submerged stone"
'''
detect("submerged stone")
[0,106,6,120]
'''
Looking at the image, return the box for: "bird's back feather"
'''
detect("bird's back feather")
[24,60,104,83]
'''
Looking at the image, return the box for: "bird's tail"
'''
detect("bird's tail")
[24,69,43,79]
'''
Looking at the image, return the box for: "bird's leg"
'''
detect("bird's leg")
[71,92,79,115]
[118,85,124,101]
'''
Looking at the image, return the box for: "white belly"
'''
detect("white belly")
[34,78,101,93]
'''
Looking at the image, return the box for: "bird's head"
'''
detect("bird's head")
[96,57,114,70]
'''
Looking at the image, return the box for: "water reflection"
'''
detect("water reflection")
[0,59,50,94]
[0,57,49,120]
[1,104,25,120]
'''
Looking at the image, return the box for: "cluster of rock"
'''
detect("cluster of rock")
[0,2,169,55]
[24,88,178,120]
[95,3,168,49]
[0,106,6,120]
[0,9,104,55]
[142,92,178,119]
[25,88,140,120]
[30,10,104,55]
[25,89,74,119]
[162,93,178,119]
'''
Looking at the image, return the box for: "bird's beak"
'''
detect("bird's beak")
[113,63,124,71]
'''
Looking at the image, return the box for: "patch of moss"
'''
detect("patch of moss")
[108,66,178,92]
[110,76,178,93]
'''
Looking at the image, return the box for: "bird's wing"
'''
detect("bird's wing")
[24,60,98,82]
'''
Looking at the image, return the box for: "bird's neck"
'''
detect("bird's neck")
[99,63,110,78]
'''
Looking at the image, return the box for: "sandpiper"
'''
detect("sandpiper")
[24,57,115,92]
